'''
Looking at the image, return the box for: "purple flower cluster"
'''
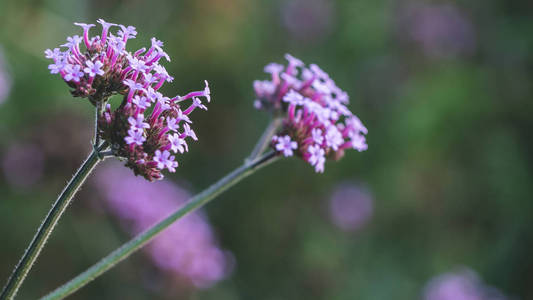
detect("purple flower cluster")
[423,268,508,300]
[1,143,45,189]
[45,20,211,180]
[95,162,232,288]
[281,0,334,43]
[254,54,367,173]
[396,3,475,59]
[328,182,373,232]
[0,47,11,105]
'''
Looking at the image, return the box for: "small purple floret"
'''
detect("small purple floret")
[84,60,105,77]
[274,135,297,157]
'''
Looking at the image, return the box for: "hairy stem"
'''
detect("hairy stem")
[98,150,114,158]
[41,151,280,300]
[93,102,104,146]
[246,117,282,162]
[0,143,108,300]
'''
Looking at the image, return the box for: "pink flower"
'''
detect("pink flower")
[124,129,146,146]
[61,35,82,49]
[44,48,62,60]
[311,128,323,145]
[329,183,373,232]
[274,135,297,157]
[423,268,508,300]
[254,54,368,173]
[45,19,212,180]
[153,150,178,172]
[182,124,197,141]
[84,60,105,77]
[131,95,151,110]
[128,115,150,131]
[1,143,45,188]
[0,48,12,104]
[168,134,187,154]
[307,144,325,173]
[63,64,84,82]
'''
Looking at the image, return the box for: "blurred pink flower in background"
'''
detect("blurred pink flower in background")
[1,143,45,188]
[423,268,509,300]
[0,46,12,104]
[281,0,334,43]
[328,182,373,232]
[95,161,233,288]
[396,3,476,59]
[1,113,91,189]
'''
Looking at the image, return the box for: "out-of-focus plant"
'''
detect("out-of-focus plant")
[0,47,12,105]
[95,162,233,289]
[423,267,509,300]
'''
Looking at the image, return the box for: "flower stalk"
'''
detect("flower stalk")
[40,151,279,300]
[93,100,104,146]
[246,116,282,162]
[0,142,109,300]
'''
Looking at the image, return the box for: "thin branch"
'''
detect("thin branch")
[246,117,282,163]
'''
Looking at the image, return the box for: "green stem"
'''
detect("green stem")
[41,151,280,300]
[246,117,282,163]
[0,143,107,300]
[93,102,104,146]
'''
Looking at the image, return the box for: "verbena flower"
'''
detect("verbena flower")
[396,3,475,59]
[328,182,373,232]
[254,54,367,173]
[423,268,509,300]
[1,143,45,188]
[95,162,233,288]
[45,20,211,180]
[281,0,334,42]
[0,46,12,105]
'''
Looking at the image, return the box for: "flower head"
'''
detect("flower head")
[2,143,45,188]
[254,54,368,173]
[45,20,212,180]
[328,182,373,231]
[423,268,509,300]
[0,47,12,104]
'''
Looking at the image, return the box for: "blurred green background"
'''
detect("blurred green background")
[1,0,532,299]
